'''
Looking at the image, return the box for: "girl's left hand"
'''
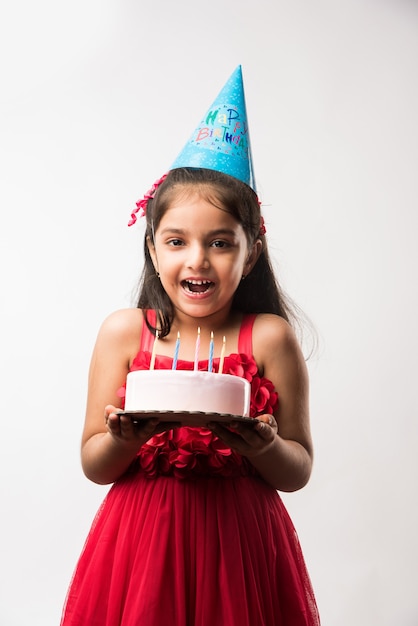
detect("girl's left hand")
[208,413,278,458]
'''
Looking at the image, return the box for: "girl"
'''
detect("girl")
[60,167,320,625]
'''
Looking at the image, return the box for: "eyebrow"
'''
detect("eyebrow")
[159,227,238,238]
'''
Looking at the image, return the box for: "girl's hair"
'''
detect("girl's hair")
[136,168,300,338]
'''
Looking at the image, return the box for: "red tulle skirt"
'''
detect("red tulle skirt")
[61,472,320,625]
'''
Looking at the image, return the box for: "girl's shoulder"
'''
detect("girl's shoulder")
[252,313,304,369]
[95,308,144,359]
[252,313,294,343]
[92,308,145,367]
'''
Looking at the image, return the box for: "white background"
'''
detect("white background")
[1,1,417,624]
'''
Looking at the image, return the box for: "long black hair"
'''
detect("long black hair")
[136,168,300,338]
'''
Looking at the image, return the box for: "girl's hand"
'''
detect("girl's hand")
[208,413,278,458]
[105,405,177,447]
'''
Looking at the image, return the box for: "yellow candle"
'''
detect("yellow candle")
[219,335,226,374]
[194,327,201,371]
[149,330,159,370]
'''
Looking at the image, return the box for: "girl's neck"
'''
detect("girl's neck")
[158,310,243,361]
[170,309,242,337]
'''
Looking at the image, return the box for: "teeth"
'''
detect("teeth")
[186,280,211,285]
[183,279,213,293]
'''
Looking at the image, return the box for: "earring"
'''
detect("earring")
[241,275,246,281]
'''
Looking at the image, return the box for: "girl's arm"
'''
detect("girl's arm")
[209,314,314,492]
[80,309,163,485]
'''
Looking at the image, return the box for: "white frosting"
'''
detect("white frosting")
[125,370,250,417]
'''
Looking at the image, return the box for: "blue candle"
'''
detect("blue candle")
[172,332,180,370]
[208,331,214,372]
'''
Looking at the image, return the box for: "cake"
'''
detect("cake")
[124,370,251,417]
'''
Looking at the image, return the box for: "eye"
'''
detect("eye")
[210,240,230,248]
[167,238,184,247]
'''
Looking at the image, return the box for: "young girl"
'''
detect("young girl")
[60,166,320,625]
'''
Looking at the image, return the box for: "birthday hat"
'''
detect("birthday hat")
[129,66,257,226]
[170,65,256,191]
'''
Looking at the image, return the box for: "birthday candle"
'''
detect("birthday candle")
[194,327,201,371]
[208,331,214,373]
[218,335,226,374]
[149,330,159,370]
[172,331,180,370]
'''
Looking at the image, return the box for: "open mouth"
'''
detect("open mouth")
[182,279,214,294]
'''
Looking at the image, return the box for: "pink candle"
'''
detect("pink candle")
[194,327,201,371]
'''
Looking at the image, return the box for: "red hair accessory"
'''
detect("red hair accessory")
[128,174,168,226]
[259,215,266,236]
[128,173,267,237]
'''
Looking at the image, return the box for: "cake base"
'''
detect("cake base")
[117,409,259,428]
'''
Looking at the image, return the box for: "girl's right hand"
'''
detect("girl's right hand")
[105,404,159,445]
[105,405,178,446]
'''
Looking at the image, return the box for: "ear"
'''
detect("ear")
[146,235,159,274]
[243,239,262,277]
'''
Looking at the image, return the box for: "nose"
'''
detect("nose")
[186,242,209,271]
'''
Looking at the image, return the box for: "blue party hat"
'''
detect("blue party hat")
[170,65,256,191]
[128,66,257,226]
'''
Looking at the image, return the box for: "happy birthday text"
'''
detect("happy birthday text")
[193,107,248,150]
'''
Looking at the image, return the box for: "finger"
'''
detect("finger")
[209,420,275,456]
[208,422,253,449]
[119,413,138,434]
[130,418,179,433]
[131,417,159,436]
[254,419,275,439]
[256,414,276,426]
[234,421,273,446]
[106,413,122,436]
[254,413,277,432]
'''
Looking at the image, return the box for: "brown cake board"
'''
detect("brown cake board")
[117,410,259,428]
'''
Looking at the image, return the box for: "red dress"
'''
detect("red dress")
[61,313,320,625]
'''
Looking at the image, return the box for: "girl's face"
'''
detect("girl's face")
[148,189,261,324]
